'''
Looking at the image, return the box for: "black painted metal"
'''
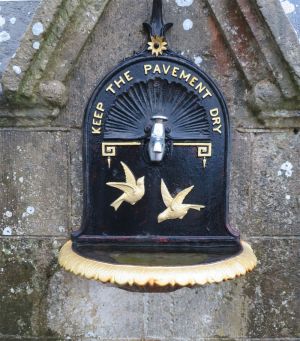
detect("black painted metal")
[72,0,241,254]
[143,0,173,37]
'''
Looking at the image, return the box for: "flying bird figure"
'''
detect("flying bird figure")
[158,179,205,223]
[106,162,145,211]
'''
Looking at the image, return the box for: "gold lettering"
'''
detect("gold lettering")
[124,70,133,81]
[106,84,115,94]
[195,82,206,94]
[172,66,179,77]
[189,76,198,87]
[209,108,222,134]
[212,117,221,125]
[213,125,222,134]
[92,126,101,134]
[144,64,152,75]
[93,118,102,126]
[92,102,105,134]
[153,64,162,74]
[162,64,171,74]
[203,88,213,98]
[94,111,103,119]
[96,102,104,112]
[114,76,126,88]
[210,108,219,117]
[179,70,191,82]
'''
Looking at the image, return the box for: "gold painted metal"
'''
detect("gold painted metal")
[106,161,145,211]
[102,142,141,167]
[102,142,141,156]
[58,240,257,287]
[173,142,212,168]
[102,142,211,168]
[158,179,205,223]
[147,35,168,56]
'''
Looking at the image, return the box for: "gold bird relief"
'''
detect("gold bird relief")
[106,162,145,211]
[158,179,205,223]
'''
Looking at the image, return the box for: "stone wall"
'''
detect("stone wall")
[0,0,299,340]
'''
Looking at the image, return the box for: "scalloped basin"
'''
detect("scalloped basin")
[73,245,240,266]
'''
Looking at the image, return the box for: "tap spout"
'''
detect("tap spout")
[148,115,168,162]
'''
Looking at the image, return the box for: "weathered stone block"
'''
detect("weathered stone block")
[229,130,252,237]
[245,238,299,338]
[249,132,299,236]
[144,279,249,339]
[47,272,145,339]
[0,130,69,237]
[230,131,299,238]
[0,237,63,339]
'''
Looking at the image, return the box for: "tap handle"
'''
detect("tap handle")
[151,115,168,122]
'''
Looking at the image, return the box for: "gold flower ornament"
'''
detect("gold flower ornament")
[148,35,168,56]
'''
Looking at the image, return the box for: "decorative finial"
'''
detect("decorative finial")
[144,0,173,56]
